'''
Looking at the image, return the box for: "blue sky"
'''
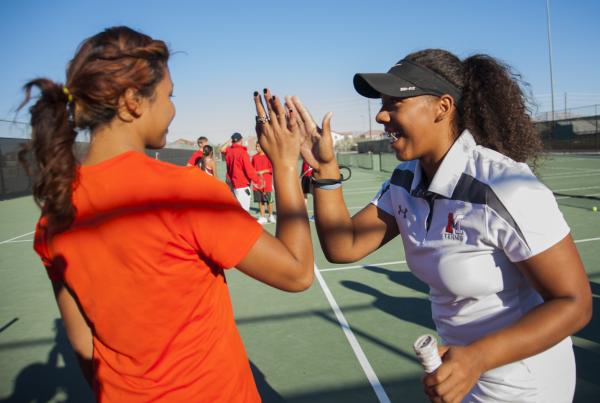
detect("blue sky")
[1,0,599,144]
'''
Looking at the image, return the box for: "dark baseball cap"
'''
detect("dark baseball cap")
[231,132,243,142]
[353,59,461,103]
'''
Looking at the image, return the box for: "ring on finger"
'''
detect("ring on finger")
[256,116,269,124]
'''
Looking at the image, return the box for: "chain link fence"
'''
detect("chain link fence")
[1,121,194,200]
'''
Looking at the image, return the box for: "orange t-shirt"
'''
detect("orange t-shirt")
[34,151,262,402]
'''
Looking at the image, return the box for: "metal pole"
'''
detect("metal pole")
[546,0,556,130]
[594,104,600,150]
[367,99,372,137]
[564,92,567,117]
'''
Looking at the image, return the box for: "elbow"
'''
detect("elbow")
[322,248,357,264]
[576,291,593,331]
[287,268,314,292]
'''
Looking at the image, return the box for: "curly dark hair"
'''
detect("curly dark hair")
[405,49,542,164]
[18,26,170,231]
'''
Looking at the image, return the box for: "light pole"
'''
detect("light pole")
[367,99,372,137]
[546,0,556,128]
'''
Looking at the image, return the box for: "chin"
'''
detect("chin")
[147,135,168,150]
[392,144,412,162]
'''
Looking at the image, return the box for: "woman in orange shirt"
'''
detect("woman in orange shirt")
[19,26,312,402]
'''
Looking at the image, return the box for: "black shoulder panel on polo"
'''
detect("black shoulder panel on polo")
[390,169,414,193]
[377,183,391,201]
[452,174,527,246]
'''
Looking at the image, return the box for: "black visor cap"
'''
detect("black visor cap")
[353,60,461,102]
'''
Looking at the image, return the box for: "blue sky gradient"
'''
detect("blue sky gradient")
[1,0,599,143]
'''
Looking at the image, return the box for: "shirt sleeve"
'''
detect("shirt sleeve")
[187,151,202,166]
[243,152,259,182]
[33,218,64,282]
[487,166,570,262]
[175,173,263,269]
[370,179,395,217]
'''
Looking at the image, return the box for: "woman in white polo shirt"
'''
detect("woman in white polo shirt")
[287,49,592,402]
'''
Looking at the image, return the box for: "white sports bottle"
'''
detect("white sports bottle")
[413,334,442,373]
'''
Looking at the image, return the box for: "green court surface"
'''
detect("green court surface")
[1,154,599,402]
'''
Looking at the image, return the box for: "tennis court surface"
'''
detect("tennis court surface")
[1,154,599,402]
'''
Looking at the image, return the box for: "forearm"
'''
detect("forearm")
[469,294,591,373]
[312,163,359,262]
[53,281,94,387]
[272,163,313,268]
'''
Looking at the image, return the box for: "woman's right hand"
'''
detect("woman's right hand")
[286,96,338,179]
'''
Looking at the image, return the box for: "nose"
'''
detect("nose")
[375,108,389,124]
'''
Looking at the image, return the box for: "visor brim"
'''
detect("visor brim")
[353,73,427,99]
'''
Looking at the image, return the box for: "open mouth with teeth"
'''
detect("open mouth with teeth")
[385,131,402,142]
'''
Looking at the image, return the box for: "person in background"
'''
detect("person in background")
[285,49,592,403]
[300,157,314,220]
[221,132,259,211]
[200,144,216,177]
[251,142,275,224]
[19,26,313,402]
[186,136,208,167]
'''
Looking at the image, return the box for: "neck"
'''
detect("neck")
[419,126,457,182]
[83,120,145,165]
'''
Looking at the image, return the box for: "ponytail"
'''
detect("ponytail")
[406,49,542,164]
[460,55,542,163]
[18,79,78,231]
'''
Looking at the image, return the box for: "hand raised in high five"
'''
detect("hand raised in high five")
[285,96,337,178]
[254,89,302,169]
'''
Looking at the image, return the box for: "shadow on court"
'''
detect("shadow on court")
[0,319,93,403]
[573,281,600,399]
[363,265,430,295]
[250,362,285,402]
[280,375,427,403]
[0,318,285,402]
[575,281,600,345]
[341,280,435,331]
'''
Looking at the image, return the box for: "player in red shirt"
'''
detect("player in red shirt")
[19,26,313,403]
[252,143,274,224]
[186,136,208,167]
[221,132,259,211]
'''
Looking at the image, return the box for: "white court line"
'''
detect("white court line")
[313,264,391,403]
[543,166,599,172]
[555,192,600,200]
[0,231,35,245]
[343,189,381,195]
[308,205,365,214]
[541,172,600,180]
[575,237,600,244]
[3,239,33,244]
[320,237,599,272]
[553,185,600,192]
[321,260,407,272]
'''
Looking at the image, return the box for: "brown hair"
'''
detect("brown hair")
[405,49,542,164]
[18,26,169,231]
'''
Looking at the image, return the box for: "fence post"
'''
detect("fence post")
[594,104,600,150]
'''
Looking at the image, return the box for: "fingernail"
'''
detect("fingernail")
[253,91,258,96]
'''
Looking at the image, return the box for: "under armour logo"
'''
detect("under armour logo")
[398,205,408,218]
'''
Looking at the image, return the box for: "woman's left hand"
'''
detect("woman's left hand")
[422,344,486,403]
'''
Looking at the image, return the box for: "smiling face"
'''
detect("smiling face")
[376,95,453,165]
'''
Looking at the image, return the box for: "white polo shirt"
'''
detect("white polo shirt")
[372,130,575,400]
